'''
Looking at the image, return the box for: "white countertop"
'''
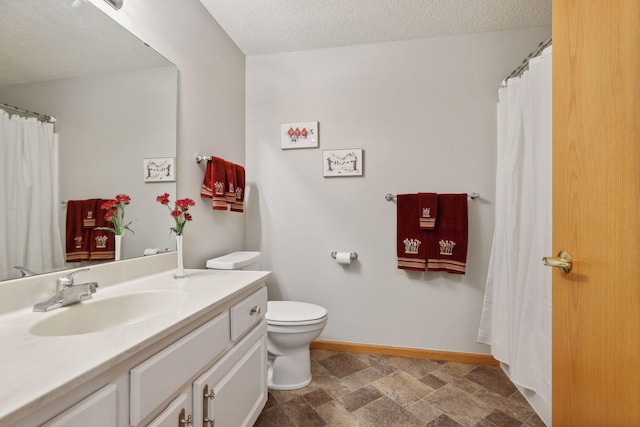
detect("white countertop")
[0,269,270,425]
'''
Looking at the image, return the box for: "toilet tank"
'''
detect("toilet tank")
[206,251,261,271]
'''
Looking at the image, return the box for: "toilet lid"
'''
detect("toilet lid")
[266,301,327,323]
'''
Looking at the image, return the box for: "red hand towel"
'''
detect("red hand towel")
[82,198,98,228]
[231,164,245,212]
[89,199,115,261]
[426,194,468,274]
[225,161,237,203]
[418,193,438,230]
[201,157,228,210]
[397,194,427,271]
[65,200,90,262]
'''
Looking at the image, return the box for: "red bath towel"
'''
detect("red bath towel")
[225,160,237,203]
[65,200,90,262]
[231,164,245,212]
[426,194,468,274]
[397,194,427,271]
[89,199,115,261]
[201,156,228,210]
[418,193,438,230]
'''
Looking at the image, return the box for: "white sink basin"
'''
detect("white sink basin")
[30,290,189,337]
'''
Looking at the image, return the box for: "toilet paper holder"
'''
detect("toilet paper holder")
[330,251,358,261]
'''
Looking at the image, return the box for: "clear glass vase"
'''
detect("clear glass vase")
[174,234,186,278]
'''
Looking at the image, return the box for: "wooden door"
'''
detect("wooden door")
[552,1,640,426]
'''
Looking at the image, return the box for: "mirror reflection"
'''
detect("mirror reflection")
[0,0,178,281]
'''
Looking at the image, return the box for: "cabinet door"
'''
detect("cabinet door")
[41,384,117,427]
[193,320,267,427]
[147,393,192,427]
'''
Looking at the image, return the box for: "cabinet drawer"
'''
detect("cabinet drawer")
[146,393,188,427]
[130,312,231,425]
[230,287,267,341]
[41,384,117,427]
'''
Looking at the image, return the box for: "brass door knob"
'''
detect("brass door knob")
[543,250,572,273]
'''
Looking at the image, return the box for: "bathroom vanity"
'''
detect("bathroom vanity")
[0,258,269,427]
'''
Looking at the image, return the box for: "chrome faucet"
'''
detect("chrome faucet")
[14,266,36,277]
[33,268,99,312]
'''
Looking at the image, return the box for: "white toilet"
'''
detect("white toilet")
[206,251,328,390]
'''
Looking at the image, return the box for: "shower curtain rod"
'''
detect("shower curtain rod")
[0,103,57,123]
[502,35,552,86]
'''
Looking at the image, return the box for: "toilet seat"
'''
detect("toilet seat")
[266,301,327,326]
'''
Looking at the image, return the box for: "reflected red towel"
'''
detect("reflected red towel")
[201,157,228,210]
[82,198,98,228]
[66,200,90,262]
[231,164,245,213]
[89,199,115,261]
[426,194,468,274]
[396,194,427,271]
[418,193,437,230]
[225,161,237,203]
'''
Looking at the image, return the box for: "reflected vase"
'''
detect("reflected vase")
[115,234,122,261]
[175,234,186,278]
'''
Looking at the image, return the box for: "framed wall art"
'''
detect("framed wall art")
[323,149,363,177]
[143,157,175,182]
[281,121,318,149]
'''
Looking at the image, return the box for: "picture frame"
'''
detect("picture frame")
[322,149,364,177]
[143,157,175,182]
[281,121,318,149]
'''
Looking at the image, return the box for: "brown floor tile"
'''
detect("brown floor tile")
[424,384,493,426]
[484,408,523,427]
[386,355,443,379]
[341,366,385,389]
[310,348,340,361]
[280,396,327,427]
[353,395,423,427]
[373,370,435,407]
[508,390,529,406]
[431,367,483,394]
[315,401,361,426]
[421,373,448,390]
[319,352,368,378]
[445,362,479,376]
[304,388,333,407]
[524,412,547,427]
[339,384,384,412]
[472,388,535,422]
[465,366,517,397]
[426,414,465,427]
[349,352,398,376]
[263,392,278,409]
[311,370,354,399]
[253,405,296,427]
[270,385,318,404]
[406,397,443,424]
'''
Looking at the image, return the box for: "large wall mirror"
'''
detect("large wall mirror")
[0,0,178,281]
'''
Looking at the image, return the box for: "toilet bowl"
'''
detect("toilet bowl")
[266,301,328,390]
[206,251,329,390]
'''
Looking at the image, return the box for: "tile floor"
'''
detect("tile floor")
[254,349,545,427]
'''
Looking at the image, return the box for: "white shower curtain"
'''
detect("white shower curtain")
[0,110,64,280]
[477,46,552,406]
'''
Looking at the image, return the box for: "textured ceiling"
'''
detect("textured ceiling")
[199,0,552,56]
[0,0,171,87]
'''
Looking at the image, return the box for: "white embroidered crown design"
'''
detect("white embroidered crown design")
[74,236,83,248]
[403,238,421,254]
[422,207,431,218]
[86,210,93,219]
[95,235,109,249]
[214,181,225,195]
[235,187,243,199]
[439,240,456,255]
[228,183,235,193]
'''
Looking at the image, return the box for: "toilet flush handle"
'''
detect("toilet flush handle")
[250,306,261,316]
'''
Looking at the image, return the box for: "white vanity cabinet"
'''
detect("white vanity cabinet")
[132,286,268,427]
[40,384,117,427]
[193,320,267,427]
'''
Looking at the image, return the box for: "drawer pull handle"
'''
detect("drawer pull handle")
[250,306,261,316]
[178,409,192,426]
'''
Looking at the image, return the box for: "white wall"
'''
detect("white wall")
[246,27,551,354]
[90,0,247,268]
